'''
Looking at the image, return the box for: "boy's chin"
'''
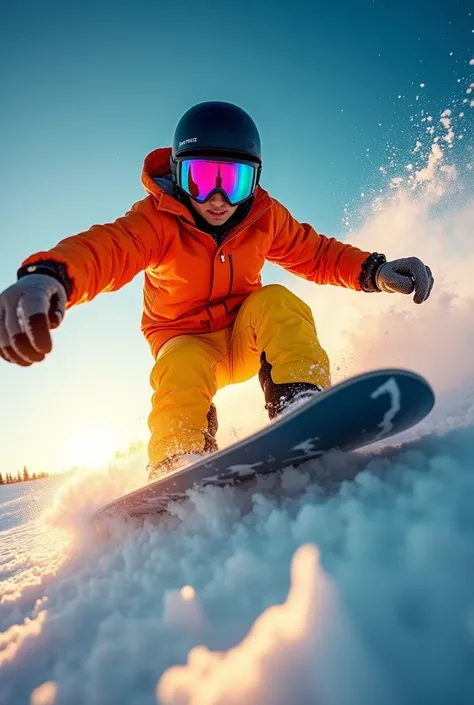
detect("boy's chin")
[204,213,232,225]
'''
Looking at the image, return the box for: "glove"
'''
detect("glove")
[0,274,67,366]
[375,257,434,304]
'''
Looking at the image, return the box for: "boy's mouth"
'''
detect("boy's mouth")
[207,209,228,219]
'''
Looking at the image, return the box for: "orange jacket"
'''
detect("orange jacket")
[21,148,372,358]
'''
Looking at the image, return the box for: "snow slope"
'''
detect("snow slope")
[1,419,474,705]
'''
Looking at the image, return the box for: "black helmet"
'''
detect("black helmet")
[172,101,262,164]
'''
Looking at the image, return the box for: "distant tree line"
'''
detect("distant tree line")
[0,439,145,487]
[0,466,49,485]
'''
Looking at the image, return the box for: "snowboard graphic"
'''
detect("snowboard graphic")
[94,368,435,521]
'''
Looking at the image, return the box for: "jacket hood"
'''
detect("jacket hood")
[141,148,183,216]
[142,147,174,191]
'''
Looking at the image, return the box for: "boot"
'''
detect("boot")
[258,352,323,420]
[147,451,206,482]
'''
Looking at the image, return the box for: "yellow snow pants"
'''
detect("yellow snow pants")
[148,284,331,467]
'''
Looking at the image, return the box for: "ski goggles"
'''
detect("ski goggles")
[176,157,259,206]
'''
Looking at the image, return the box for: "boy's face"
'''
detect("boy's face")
[191,192,238,226]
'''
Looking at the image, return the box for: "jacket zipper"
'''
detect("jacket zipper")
[218,252,234,295]
[227,253,234,296]
[216,208,270,301]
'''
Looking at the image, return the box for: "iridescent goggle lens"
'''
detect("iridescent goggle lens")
[177,158,257,206]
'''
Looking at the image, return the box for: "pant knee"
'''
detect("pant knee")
[246,284,313,319]
[248,283,300,303]
[242,287,330,388]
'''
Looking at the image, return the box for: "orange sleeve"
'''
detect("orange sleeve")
[266,199,372,290]
[21,196,163,306]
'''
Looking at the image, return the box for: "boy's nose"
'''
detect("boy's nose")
[209,193,227,208]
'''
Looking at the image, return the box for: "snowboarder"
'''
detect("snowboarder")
[0,101,434,480]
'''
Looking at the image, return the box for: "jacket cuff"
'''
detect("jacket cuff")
[17,259,74,299]
[359,252,387,292]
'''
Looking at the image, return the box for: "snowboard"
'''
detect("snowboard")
[94,368,435,522]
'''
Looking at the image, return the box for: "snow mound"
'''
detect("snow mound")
[1,425,474,705]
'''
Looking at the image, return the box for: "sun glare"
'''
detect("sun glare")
[65,427,119,468]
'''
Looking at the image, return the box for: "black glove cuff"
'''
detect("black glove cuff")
[17,260,73,299]
[359,252,387,292]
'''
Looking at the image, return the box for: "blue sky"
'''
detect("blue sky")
[0,0,472,474]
